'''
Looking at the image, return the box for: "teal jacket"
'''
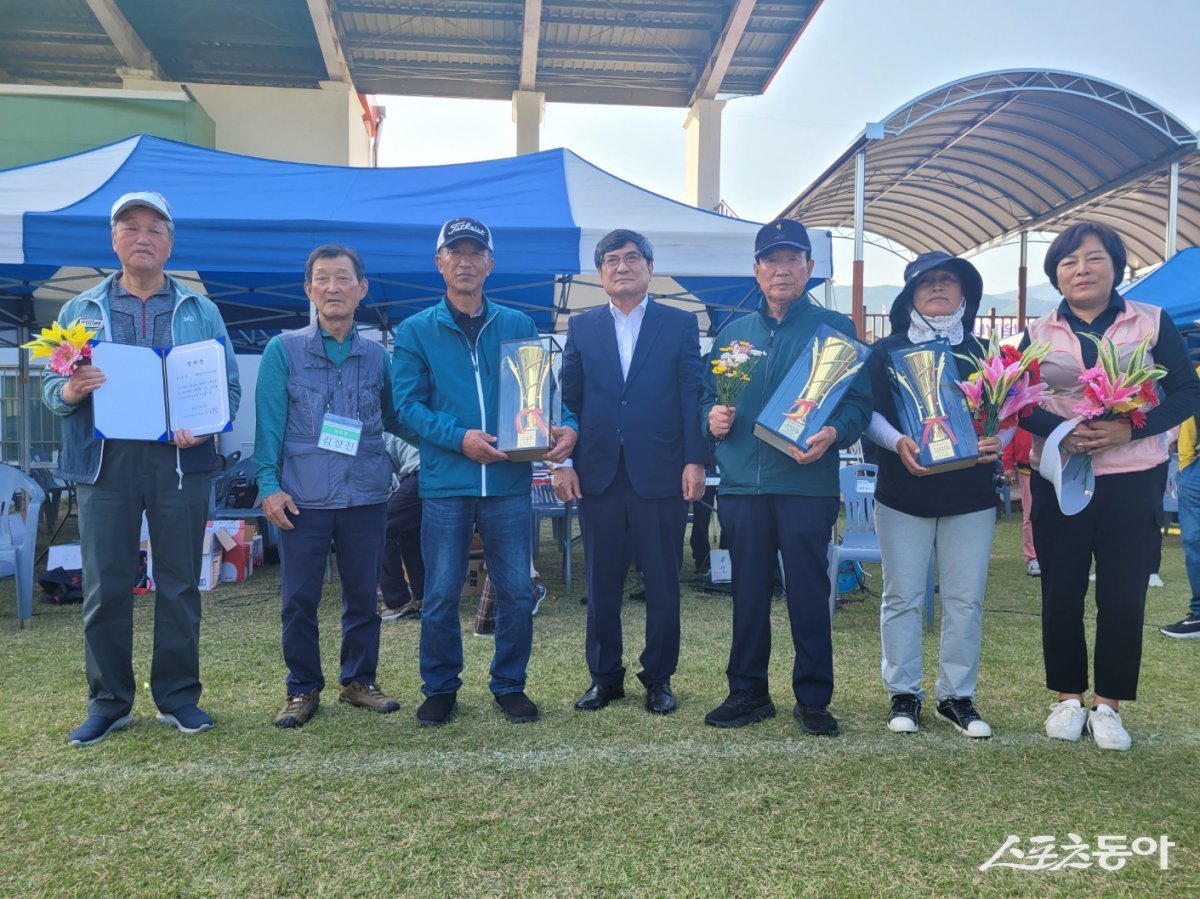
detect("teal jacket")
[392,297,578,498]
[700,296,871,497]
[42,274,241,485]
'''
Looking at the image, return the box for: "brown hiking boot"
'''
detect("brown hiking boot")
[339,681,401,714]
[275,690,320,728]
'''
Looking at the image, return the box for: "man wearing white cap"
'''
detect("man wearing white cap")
[41,191,241,747]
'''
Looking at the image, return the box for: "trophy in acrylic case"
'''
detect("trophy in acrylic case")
[889,341,980,474]
[498,336,560,461]
[754,323,869,455]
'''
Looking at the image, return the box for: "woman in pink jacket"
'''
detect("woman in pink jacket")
[1019,222,1200,751]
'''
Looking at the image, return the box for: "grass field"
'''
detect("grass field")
[2,512,1197,897]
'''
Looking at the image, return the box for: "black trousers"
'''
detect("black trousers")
[718,492,839,706]
[580,454,687,687]
[1031,463,1167,700]
[380,473,424,608]
[689,485,718,566]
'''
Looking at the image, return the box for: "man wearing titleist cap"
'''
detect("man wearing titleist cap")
[392,217,578,727]
[700,219,871,736]
[41,191,241,747]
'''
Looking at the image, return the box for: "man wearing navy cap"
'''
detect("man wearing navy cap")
[41,191,241,747]
[700,219,871,735]
[392,217,578,727]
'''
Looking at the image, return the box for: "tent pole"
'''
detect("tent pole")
[1166,160,1180,260]
[1017,230,1028,330]
[17,324,31,472]
[852,148,866,338]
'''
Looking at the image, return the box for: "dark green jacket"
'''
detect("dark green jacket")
[700,296,872,497]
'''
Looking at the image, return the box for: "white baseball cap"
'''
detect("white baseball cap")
[110,191,173,226]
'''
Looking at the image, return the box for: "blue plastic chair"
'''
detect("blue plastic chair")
[828,464,883,618]
[828,462,936,628]
[1,464,46,628]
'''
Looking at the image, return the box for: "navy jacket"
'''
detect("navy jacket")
[562,299,705,498]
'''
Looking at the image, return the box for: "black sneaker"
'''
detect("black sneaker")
[704,690,776,728]
[936,697,992,738]
[1161,614,1200,638]
[887,693,921,733]
[416,692,458,727]
[794,704,841,737]
[494,691,540,723]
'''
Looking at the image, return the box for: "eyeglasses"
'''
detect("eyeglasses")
[600,253,645,270]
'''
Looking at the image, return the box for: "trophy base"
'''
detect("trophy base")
[913,454,983,477]
[499,446,551,463]
[753,422,810,456]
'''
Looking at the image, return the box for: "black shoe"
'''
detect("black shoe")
[887,693,921,734]
[495,691,540,723]
[574,682,625,711]
[415,692,458,727]
[645,682,677,715]
[1161,613,1200,638]
[794,704,841,737]
[704,690,776,728]
[936,697,992,738]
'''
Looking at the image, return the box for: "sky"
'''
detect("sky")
[376,0,1200,309]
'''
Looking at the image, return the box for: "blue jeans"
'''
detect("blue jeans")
[1178,463,1200,617]
[420,494,533,697]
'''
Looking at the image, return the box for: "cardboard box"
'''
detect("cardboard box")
[212,520,253,584]
[461,558,486,597]
[251,534,264,568]
[197,523,225,592]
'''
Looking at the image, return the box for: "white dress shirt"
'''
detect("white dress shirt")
[610,295,649,380]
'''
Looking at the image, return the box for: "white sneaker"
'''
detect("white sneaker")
[1045,698,1088,742]
[1026,559,1041,577]
[1087,704,1131,751]
[1148,573,1164,588]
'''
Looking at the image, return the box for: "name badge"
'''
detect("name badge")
[318,413,362,456]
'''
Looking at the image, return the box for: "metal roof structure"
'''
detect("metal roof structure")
[778,69,1200,271]
[2,0,823,107]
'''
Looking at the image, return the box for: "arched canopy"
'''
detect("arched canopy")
[778,69,1199,268]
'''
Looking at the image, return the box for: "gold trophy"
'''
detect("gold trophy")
[778,336,864,441]
[505,343,552,449]
[895,349,958,462]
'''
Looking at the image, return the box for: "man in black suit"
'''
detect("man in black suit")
[554,229,706,714]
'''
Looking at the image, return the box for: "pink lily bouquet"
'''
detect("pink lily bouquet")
[21,319,96,375]
[955,333,1051,436]
[1074,333,1165,429]
[711,340,765,407]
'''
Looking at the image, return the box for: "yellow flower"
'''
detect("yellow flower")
[20,318,96,357]
[712,363,728,374]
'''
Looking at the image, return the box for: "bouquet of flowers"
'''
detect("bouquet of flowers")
[1074,333,1166,428]
[955,333,1050,436]
[21,319,96,375]
[711,340,765,407]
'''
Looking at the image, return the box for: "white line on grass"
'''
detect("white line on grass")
[10,729,1200,785]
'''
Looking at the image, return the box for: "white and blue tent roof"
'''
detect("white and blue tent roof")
[1124,247,1200,333]
[0,135,832,347]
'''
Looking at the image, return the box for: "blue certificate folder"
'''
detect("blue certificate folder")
[90,337,232,442]
[888,340,981,474]
[753,323,869,455]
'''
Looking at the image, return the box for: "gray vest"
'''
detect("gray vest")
[279,323,391,509]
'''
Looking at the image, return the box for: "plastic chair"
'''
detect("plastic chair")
[828,464,883,618]
[1,464,46,628]
[828,462,936,628]
[530,480,580,596]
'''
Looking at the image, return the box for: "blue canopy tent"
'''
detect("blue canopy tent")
[1124,247,1200,333]
[0,135,834,349]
